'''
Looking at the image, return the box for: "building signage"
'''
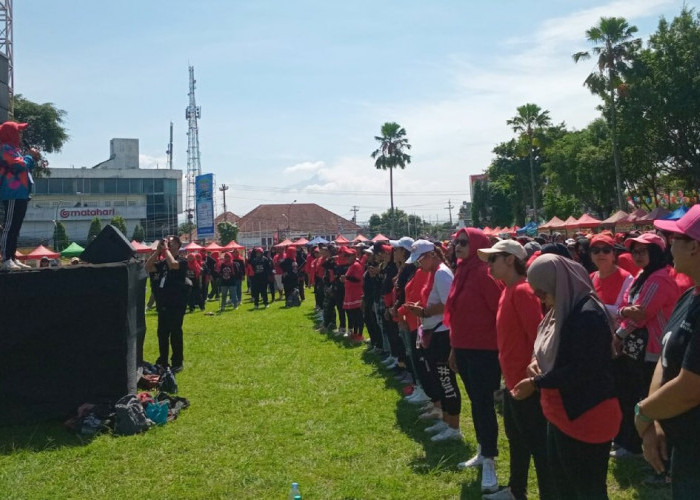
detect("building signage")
[60,208,116,219]
[195,173,215,238]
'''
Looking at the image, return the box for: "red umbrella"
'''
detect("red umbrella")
[334,235,350,245]
[371,233,389,243]
[570,213,601,229]
[224,240,245,250]
[183,242,204,252]
[130,240,152,254]
[205,242,224,251]
[25,245,60,260]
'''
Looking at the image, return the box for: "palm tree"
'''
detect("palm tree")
[507,103,551,222]
[573,17,641,210]
[371,122,411,213]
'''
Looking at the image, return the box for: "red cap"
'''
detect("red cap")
[624,232,666,251]
[590,234,615,247]
[655,205,700,242]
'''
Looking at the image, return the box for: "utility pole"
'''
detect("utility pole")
[219,184,229,222]
[351,205,359,223]
[445,199,454,226]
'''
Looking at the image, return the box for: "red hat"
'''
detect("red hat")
[655,205,700,242]
[0,121,28,147]
[590,234,615,247]
[624,232,666,251]
[379,244,392,254]
[340,246,356,256]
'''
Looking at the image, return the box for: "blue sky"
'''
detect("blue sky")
[14,0,693,224]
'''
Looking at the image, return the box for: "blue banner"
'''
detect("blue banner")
[195,173,215,239]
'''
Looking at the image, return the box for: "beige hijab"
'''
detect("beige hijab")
[527,253,607,373]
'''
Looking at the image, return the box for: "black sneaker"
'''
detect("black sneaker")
[172,364,184,374]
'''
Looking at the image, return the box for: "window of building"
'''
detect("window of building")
[113,200,126,207]
[104,201,111,207]
[117,179,130,193]
[104,179,117,194]
[84,201,99,207]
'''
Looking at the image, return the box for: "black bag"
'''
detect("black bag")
[286,288,301,307]
[114,394,151,436]
[621,328,648,361]
[159,367,178,394]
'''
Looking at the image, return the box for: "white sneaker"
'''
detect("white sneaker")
[381,356,397,366]
[430,426,463,442]
[424,420,449,434]
[418,407,443,421]
[483,487,515,500]
[405,388,430,404]
[609,446,640,459]
[419,401,435,412]
[481,458,498,493]
[458,446,484,469]
[13,259,30,269]
[1,259,21,271]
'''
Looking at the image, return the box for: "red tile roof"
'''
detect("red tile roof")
[237,203,361,236]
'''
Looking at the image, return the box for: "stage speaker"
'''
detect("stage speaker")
[0,261,147,425]
[81,224,135,264]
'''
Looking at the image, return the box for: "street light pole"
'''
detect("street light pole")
[219,184,229,222]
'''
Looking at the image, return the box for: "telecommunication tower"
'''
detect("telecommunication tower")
[185,66,202,226]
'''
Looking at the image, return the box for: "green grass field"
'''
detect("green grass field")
[0,288,670,499]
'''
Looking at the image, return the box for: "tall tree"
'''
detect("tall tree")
[506,103,551,222]
[53,221,69,252]
[110,216,127,236]
[573,16,641,209]
[131,224,145,242]
[217,221,239,246]
[87,217,102,243]
[371,122,412,213]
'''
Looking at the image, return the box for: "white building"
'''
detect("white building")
[20,138,183,245]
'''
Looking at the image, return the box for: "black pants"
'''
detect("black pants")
[208,277,220,299]
[425,330,460,415]
[314,280,324,309]
[156,305,185,367]
[298,275,306,300]
[346,307,363,334]
[503,391,555,500]
[334,286,346,329]
[188,281,204,311]
[364,301,381,347]
[613,355,644,453]
[1,199,28,261]
[383,318,404,362]
[251,279,268,306]
[454,348,500,458]
[548,423,611,500]
[322,285,336,329]
[671,440,700,499]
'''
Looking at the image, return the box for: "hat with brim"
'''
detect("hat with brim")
[624,232,666,251]
[406,240,435,264]
[477,239,527,262]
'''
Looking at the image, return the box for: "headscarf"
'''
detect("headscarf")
[0,121,27,147]
[444,227,492,328]
[527,254,605,373]
[186,253,201,279]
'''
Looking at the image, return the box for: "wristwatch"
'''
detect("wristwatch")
[634,402,652,423]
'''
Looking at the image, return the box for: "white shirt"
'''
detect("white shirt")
[422,263,453,332]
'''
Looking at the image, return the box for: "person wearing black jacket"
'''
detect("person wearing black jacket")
[145,236,188,372]
[206,251,221,300]
[363,250,382,351]
[512,254,620,500]
[249,247,272,309]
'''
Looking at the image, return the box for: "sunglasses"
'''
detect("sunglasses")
[453,239,469,247]
[487,252,509,264]
[631,248,648,257]
[590,246,613,255]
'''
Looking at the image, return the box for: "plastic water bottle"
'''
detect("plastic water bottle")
[288,482,301,500]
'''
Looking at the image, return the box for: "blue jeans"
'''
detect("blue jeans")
[230,280,242,307]
[220,285,234,310]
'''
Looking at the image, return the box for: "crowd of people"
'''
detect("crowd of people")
[142,209,700,499]
[298,211,700,500]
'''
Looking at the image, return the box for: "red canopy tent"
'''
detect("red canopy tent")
[334,235,350,245]
[274,239,293,247]
[539,216,564,231]
[131,240,152,254]
[599,210,631,228]
[551,216,577,232]
[482,226,493,236]
[224,240,245,250]
[628,208,648,222]
[353,234,369,243]
[183,242,204,252]
[14,250,27,261]
[292,237,309,246]
[24,245,59,260]
[636,206,670,223]
[371,233,390,243]
[568,213,601,230]
[205,242,224,252]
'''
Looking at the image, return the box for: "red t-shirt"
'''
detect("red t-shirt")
[590,267,631,306]
[398,269,431,331]
[343,261,363,310]
[497,279,543,390]
[540,389,621,444]
[617,253,640,277]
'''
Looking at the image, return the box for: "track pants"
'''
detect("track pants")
[1,199,28,261]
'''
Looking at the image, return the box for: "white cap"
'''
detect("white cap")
[390,236,415,253]
[406,239,435,264]
[477,239,527,262]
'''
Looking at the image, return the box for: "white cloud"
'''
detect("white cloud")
[282,160,325,175]
[139,153,168,169]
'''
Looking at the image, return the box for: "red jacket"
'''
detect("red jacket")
[446,228,504,350]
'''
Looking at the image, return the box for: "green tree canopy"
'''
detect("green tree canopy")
[13,94,68,154]
[53,221,69,252]
[109,216,127,236]
[87,217,102,243]
[371,122,412,213]
[131,224,145,242]
[217,221,239,246]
